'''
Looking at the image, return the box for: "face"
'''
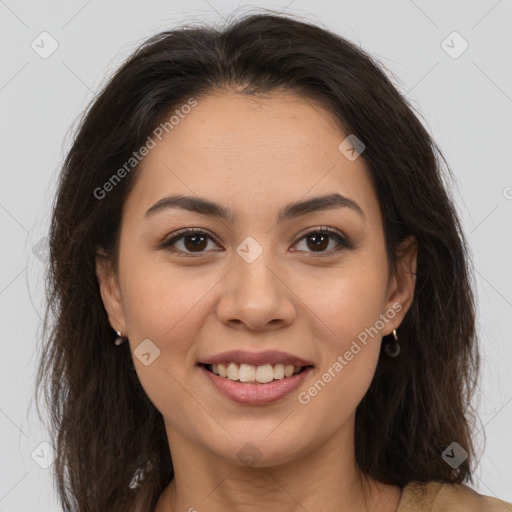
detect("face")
[97,90,416,468]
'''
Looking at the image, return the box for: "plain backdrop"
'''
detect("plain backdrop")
[1,0,511,510]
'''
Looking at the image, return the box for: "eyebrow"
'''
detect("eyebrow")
[145,192,365,223]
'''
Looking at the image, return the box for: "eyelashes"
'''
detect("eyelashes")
[160,226,352,258]
[161,228,220,257]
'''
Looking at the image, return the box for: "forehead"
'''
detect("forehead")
[124,91,380,225]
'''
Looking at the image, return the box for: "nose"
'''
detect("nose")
[216,249,296,332]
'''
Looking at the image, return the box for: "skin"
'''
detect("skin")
[96,90,417,512]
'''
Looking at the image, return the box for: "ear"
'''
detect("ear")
[383,236,417,335]
[95,251,127,335]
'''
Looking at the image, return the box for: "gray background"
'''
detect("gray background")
[1,0,511,510]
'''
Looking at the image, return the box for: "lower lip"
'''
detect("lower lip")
[198,365,313,405]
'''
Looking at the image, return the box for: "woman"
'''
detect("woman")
[35,9,512,512]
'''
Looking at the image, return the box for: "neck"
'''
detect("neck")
[155,416,401,512]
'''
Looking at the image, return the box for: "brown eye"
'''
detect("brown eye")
[182,233,208,252]
[161,229,220,257]
[293,228,351,256]
[304,232,330,251]
[161,226,351,258]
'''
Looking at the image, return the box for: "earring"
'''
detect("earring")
[384,329,400,357]
[114,330,126,346]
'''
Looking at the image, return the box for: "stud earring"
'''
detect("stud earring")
[114,330,126,346]
[384,329,400,357]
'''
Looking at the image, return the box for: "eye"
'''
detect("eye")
[160,228,221,258]
[160,226,351,258]
[293,226,351,256]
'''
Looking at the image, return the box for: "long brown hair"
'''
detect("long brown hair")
[35,9,480,511]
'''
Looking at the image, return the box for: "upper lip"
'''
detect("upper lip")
[199,350,314,367]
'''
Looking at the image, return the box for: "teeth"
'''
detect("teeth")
[207,362,304,383]
[227,362,239,380]
[218,363,227,377]
[239,363,256,382]
[273,363,285,380]
[255,364,273,383]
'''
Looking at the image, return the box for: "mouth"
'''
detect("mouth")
[198,361,314,405]
[198,362,314,384]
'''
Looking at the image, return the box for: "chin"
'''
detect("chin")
[205,430,308,469]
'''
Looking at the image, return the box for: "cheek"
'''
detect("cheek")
[294,258,388,345]
[119,252,215,342]
[292,257,388,410]
[293,277,386,441]
[118,258,216,417]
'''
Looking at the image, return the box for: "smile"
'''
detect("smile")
[201,362,311,384]
[198,363,314,405]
